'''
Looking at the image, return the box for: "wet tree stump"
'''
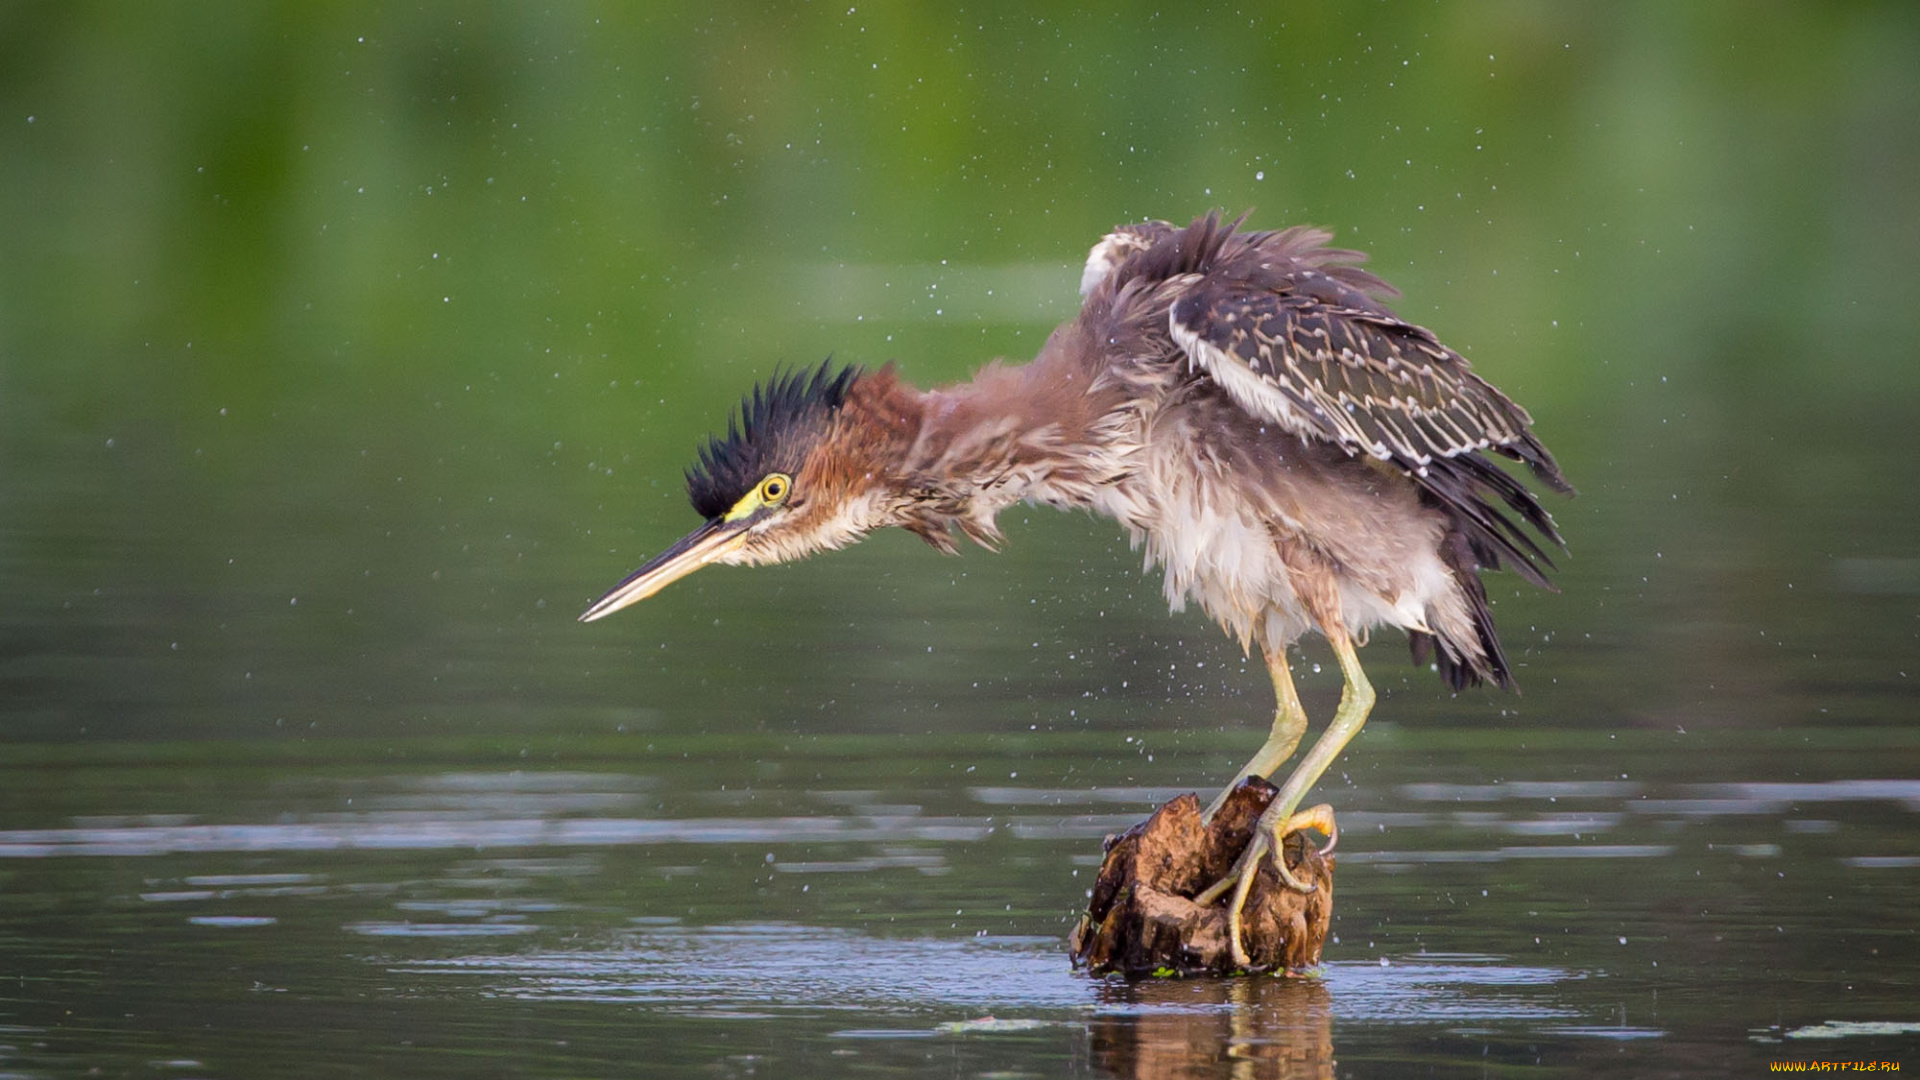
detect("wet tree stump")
[1068,777,1332,977]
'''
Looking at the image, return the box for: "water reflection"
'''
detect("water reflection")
[1089,979,1334,1080]
[399,924,1082,1013]
[0,808,993,857]
[393,923,1581,1031]
[379,924,1615,1078]
[7,740,1906,1075]
[15,769,1912,864]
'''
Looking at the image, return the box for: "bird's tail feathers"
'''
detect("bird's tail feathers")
[1411,528,1518,692]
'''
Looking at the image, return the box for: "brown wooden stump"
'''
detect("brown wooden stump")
[1068,777,1332,977]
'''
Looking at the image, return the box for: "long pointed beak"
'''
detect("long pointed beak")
[578,518,750,622]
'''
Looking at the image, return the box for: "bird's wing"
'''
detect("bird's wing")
[1168,273,1564,487]
[1080,221,1177,297]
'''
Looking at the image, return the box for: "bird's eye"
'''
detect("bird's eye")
[758,473,791,503]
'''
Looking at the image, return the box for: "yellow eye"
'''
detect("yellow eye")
[758,473,791,503]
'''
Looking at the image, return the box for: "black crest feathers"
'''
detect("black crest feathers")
[686,360,860,519]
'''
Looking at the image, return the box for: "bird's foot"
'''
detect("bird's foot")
[1193,802,1337,968]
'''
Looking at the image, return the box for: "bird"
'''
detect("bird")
[580,211,1570,967]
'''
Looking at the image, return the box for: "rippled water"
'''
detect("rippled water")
[3,726,1916,1077]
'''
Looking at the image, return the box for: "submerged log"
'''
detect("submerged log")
[1068,778,1332,977]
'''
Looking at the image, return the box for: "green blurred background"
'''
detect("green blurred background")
[2,1,1916,745]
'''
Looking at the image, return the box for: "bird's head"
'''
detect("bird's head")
[579,360,912,622]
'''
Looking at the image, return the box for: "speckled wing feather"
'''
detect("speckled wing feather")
[1169,276,1564,488]
[1161,224,1572,611]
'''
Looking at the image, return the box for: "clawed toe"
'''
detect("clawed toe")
[1196,802,1339,969]
[1288,802,1338,859]
[1264,803,1337,894]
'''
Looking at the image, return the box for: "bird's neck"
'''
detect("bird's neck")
[885,330,1130,550]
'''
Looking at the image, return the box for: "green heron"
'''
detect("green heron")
[581,212,1569,966]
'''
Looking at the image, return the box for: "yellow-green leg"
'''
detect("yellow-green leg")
[1203,646,1310,822]
[1198,629,1374,968]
